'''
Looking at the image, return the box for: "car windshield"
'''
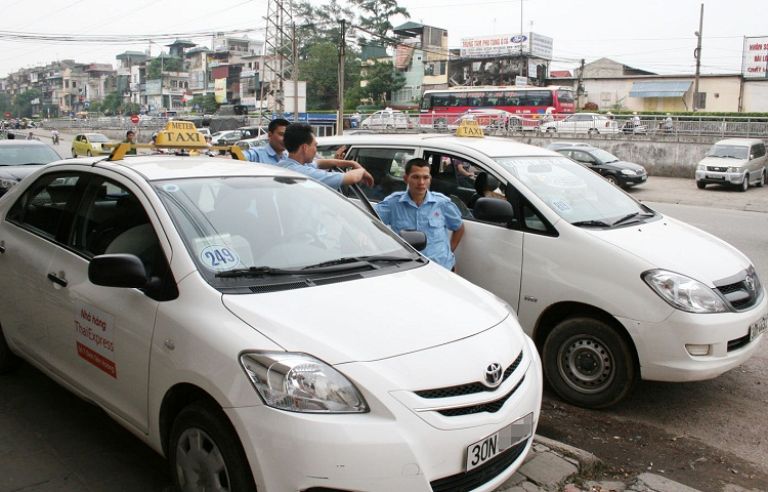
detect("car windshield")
[154,176,417,286]
[590,148,619,163]
[706,145,749,159]
[495,156,650,226]
[0,144,60,165]
[86,134,109,142]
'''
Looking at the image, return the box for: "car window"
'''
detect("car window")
[571,151,595,164]
[750,143,765,158]
[0,144,60,165]
[346,147,415,201]
[424,151,481,208]
[6,172,84,240]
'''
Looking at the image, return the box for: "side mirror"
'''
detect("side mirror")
[89,254,149,288]
[400,230,427,251]
[473,197,515,223]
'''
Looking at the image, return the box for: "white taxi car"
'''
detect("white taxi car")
[0,135,542,491]
[319,131,767,408]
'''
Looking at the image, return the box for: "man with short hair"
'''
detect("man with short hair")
[374,158,465,270]
[277,123,373,190]
[123,130,137,155]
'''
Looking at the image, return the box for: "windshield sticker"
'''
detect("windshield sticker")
[75,303,117,378]
[162,183,180,193]
[551,199,572,212]
[199,244,241,271]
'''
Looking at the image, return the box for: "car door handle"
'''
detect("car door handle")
[47,273,68,287]
[0,241,5,254]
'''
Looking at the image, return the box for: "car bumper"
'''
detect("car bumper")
[619,174,647,186]
[618,293,767,382]
[226,337,543,492]
[695,169,746,186]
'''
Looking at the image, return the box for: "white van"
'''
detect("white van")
[695,138,767,191]
[319,133,768,408]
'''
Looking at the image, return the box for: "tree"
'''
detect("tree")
[349,0,409,38]
[299,42,362,110]
[147,56,184,79]
[100,92,123,115]
[191,94,218,114]
[13,89,42,118]
[361,61,404,105]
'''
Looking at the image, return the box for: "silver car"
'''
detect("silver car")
[695,138,767,191]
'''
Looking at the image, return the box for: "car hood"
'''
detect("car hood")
[699,156,748,168]
[608,160,645,172]
[0,164,45,180]
[587,215,750,284]
[222,264,510,364]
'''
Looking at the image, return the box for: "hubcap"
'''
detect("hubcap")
[557,336,614,394]
[176,428,231,492]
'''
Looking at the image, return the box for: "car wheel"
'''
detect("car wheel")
[86,150,92,157]
[696,181,706,189]
[757,170,765,188]
[0,325,19,374]
[546,127,556,134]
[169,401,257,492]
[605,175,619,186]
[587,128,598,136]
[71,148,77,158]
[740,174,749,192]
[542,317,637,409]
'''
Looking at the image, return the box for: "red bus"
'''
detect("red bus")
[419,85,575,128]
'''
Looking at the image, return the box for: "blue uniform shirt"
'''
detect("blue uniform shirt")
[276,157,344,190]
[375,190,463,269]
[243,144,287,165]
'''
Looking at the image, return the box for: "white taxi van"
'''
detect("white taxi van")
[319,126,767,408]
[0,123,542,492]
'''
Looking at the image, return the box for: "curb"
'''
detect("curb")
[533,434,602,474]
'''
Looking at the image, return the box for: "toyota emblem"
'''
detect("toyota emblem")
[745,274,756,292]
[485,363,503,387]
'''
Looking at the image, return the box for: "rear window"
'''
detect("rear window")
[0,144,60,165]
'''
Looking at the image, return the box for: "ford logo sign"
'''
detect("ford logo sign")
[510,35,527,43]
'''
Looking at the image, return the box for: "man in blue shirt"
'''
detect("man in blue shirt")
[277,123,373,190]
[375,158,465,270]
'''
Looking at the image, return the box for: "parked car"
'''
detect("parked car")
[210,130,244,146]
[237,125,268,139]
[539,113,619,135]
[235,135,268,151]
[695,138,767,191]
[360,109,412,130]
[0,140,61,196]
[0,136,542,491]
[318,132,767,408]
[71,133,113,157]
[196,127,212,139]
[549,143,648,188]
[455,109,525,132]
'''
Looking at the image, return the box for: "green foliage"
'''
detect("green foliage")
[360,61,404,104]
[0,92,12,115]
[13,89,43,117]
[191,94,218,114]
[99,92,123,115]
[299,42,362,110]
[348,0,409,37]
[147,56,184,79]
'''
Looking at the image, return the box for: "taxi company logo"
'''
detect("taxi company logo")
[485,362,503,387]
[510,35,528,44]
[745,274,756,292]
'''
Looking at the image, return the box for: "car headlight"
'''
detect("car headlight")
[0,178,19,191]
[696,164,706,171]
[642,269,728,313]
[728,167,742,173]
[620,169,636,175]
[240,352,369,413]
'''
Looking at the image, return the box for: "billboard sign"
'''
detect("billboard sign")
[214,78,227,103]
[460,32,553,60]
[742,36,768,78]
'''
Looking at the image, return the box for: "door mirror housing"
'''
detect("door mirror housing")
[473,197,515,224]
[400,230,427,251]
[89,254,149,288]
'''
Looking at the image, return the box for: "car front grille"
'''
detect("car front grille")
[716,278,761,311]
[707,166,728,172]
[727,333,751,352]
[437,377,526,417]
[430,438,529,492]
[415,351,523,399]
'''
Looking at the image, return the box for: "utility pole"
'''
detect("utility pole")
[337,19,346,136]
[261,0,296,116]
[693,3,704,111]
[576,58,585,109]
[292,23,298,121]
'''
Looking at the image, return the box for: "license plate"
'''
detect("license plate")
[707,174,725,180]
[465,413,533,471]
[641,175,647,181]
[749,314,768,342]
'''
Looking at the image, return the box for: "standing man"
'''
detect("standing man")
[375,158,465,270]
[277,123,373,190]
[123,130,137,155]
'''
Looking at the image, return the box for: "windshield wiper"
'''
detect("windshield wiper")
[302,255,420,270]
[571,219,611,228]
[612,211,655,227]
[215,266,305,278]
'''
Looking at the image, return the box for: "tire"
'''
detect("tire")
[696,181,706,189]
[71,148,77,158]
[740,174,749,192]
[169,401,257,492]
[757,170,765,188]
[587,128,598,136]
[542,317,637,409]
[546,127,556,134]
[86,150,92,157]
[0,325,19,374]
[605,175,619,186]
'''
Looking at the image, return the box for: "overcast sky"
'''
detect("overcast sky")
[0,0,764,78]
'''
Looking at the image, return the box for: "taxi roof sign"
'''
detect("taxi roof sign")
[155,121,208,148]
[456,119,485,138]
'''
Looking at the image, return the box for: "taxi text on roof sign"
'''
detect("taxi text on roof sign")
[456,119,485,138]
[155,121,208,148]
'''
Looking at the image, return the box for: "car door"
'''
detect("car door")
[41,172,173,432]
[570,150,603,176]
[0,171,87,364]
[73,135,83,156]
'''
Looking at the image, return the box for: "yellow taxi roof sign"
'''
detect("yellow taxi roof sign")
[155,120,208,148]
[456,119,485,138]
